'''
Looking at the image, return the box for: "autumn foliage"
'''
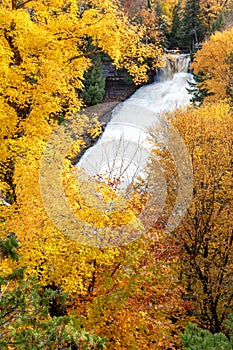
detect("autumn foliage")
[192,26,233,102]
[0,0,233,349]
[67,231,187,349]
[0,0,163,288]
[168,102,233,333]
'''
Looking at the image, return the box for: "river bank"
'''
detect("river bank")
[71,101,120,165]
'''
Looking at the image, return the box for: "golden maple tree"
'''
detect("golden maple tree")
[164,102,233,334]
[68,231,189,350]
[0,0,164,294]
[199,0,230,30]
[191,26,233,102]
[1,0,232,347]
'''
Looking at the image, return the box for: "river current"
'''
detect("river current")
[77,54,193,186]
[39,54,194,247]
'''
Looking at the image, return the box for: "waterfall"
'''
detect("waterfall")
[40,54,194,248]
[77,53,193,182]
[74,54,194,246]
[156,53,190,82]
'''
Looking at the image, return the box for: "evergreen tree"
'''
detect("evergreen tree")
[167,1,182,49]
[154,1,169,47]
[0,235,106,350]
[180,0,205,51]
[187,71,212,105]
[83,54,106,106]
[210,10,225,33]
[147,0,152,11]
[181,319,233,350]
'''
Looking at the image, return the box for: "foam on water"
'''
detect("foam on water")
[77,54,193,182]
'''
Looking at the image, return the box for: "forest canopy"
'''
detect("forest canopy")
[0,0,233,349]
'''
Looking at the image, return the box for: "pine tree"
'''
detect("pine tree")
[181,320,233,350]
[83,54,106,106]
[0,235,106,350]
[167,1,182,49]
[187,71,212,105]
[180,0,205,51]
[154,1,169,47]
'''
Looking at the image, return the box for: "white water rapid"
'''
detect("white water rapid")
[40,54,194,248]
[77,54,193,185]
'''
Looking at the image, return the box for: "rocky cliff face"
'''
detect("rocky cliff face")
[104,79,137,101]
[102,61,155,102]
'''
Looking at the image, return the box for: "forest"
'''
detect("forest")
[0,0,233,349]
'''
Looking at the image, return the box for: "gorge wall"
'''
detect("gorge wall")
[103,62,155,102]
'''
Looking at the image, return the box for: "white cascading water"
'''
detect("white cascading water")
[77,54,193,185]
[39,54,194,248]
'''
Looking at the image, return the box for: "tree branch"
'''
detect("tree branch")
[16,0,34,9]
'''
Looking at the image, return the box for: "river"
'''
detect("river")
[40,53,194,247]
[77,53,193,186]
